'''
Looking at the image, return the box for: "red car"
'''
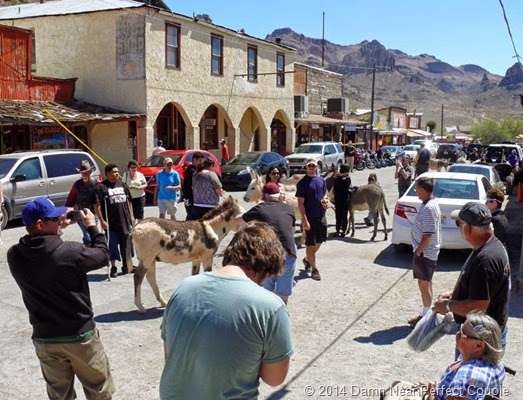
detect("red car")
[138,150,222,200]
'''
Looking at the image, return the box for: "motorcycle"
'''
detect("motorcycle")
[354,150,366,171]
[382,152,394,166]
[365,151,376,169]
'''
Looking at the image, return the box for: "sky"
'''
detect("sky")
[165,0,523,76]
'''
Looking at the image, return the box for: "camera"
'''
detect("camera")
[67,211,82,222]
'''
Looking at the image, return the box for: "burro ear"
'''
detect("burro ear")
[250,169,257,180]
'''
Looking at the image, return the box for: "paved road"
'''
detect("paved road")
[1,166,521,399]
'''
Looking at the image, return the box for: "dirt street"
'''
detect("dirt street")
[1,166,521,399]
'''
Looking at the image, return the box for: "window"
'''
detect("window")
[211,34,223,75]
[44,154,96,178]
[276,53,285,86]
[14,158,42,181]
[247,45,257,82]
[166,23,180,68]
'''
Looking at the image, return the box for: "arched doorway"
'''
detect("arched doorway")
[270,110,291,155]
[239,107,263,152]
[154,103,188,150]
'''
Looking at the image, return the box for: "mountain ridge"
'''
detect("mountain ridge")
[266,28,523,127]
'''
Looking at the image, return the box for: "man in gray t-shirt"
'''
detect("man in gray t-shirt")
[160,222,293,400]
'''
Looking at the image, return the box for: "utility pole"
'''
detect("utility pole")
[440,104,444,140]
[369,64,376,151]
[321,12,325,68]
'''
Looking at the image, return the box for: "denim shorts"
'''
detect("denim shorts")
[263,254,297,296]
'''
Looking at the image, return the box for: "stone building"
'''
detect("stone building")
[0,0,295,166]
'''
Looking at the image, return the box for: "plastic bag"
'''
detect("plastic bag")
[407,310,454,352]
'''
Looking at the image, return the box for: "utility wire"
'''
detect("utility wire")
[498,0,522,65]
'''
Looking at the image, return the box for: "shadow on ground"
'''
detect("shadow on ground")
[353,325,412,345]
[373,245,468,272]
[95,308,164,323]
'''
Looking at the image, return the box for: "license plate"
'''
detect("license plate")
[443,151,449,155]
[441,215,446,225]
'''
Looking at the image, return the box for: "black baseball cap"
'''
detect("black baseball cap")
[450,202,492,227]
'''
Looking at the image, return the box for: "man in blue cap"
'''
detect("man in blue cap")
[7,198,115,400]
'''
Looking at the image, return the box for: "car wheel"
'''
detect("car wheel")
[1,203,8,230]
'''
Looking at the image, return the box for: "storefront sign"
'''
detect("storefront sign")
[200,118,216,127]
[33,125,73,150]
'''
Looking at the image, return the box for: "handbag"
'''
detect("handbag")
[406,310,454,352]
[380,381,429,400]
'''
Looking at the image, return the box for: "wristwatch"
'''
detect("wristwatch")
[445,300,452,313]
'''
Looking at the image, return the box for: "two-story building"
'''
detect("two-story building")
[0,0,295,166]
[293,62,364,146]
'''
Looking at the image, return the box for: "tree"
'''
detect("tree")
[426,120,436,133]
[471,118,523,145]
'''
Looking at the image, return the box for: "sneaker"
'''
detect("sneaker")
[121,267,128,275]
[311,268,321,281]
[408,315,422,329]
[303,258,311,272]
[364,217,374,227]
[110,267,118,278]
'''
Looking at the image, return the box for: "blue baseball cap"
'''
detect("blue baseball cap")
[22,197,68,226]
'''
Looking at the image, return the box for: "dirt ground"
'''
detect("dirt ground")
[1,167,522,399]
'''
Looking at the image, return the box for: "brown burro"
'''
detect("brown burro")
[127,196,244,313]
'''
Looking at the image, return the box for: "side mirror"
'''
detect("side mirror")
[10,174,27,183]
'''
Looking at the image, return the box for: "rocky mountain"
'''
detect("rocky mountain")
[267,28,523,127]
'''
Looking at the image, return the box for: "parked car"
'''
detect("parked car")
[380,145,402,160]
[412,139,438,155]
[221,151,289,190]
[465,143,483,159]
[447,163,505,192]
[138,150,221,200]
[391,172,493,251]
[0,149,102,229]
[484,144,523,166]
[436,143,462,163]
[396,144,420,160]
[285,142,344,175]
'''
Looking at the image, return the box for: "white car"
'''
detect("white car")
[391,172,493,250]
[397,144,420,160]
[447,163,505,192]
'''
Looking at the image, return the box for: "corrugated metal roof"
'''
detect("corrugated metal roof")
[0,0,145,20]
[0,100,144,124]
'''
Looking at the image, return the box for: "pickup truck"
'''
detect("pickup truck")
[285,142,344,175]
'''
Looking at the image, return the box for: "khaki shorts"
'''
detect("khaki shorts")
[33,330,115,400]
[158,199,178,216]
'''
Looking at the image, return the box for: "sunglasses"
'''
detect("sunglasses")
[307,164,316,168]
[459,324,482,341]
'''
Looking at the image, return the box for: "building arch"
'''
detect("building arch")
[238,107,265,153]
[270,109,292,155]
[153,102,192,150]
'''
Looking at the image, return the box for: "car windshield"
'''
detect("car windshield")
[228,153,261,165]
[403,145,418,151]
[0,158,18,179]
[406,178,479,199]
[381,146,397,153]
[295,144,323,154]
[141,154,182,167]
[448,165,489,179]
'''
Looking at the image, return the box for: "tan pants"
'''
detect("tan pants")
[33,330,114,400]
[345,156,355,172]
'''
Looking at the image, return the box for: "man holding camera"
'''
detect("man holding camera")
[7,198,115,400]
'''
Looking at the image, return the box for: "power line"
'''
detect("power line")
[498,0,522,65]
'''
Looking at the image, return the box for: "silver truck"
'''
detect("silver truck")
[285,142,344,175]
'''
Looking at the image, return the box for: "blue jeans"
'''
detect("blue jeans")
[78,219,97,245]
[263,253,296,297]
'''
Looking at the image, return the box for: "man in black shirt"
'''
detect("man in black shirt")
[415,143,431,177]
[239,182,296,304]
[8,198,115,400]
[94,163,134,278]
[434,202,510,351]
[183,151,204,221]
[485,188,508,246]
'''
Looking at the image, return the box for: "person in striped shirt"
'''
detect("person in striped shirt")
[408,176,441,328]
